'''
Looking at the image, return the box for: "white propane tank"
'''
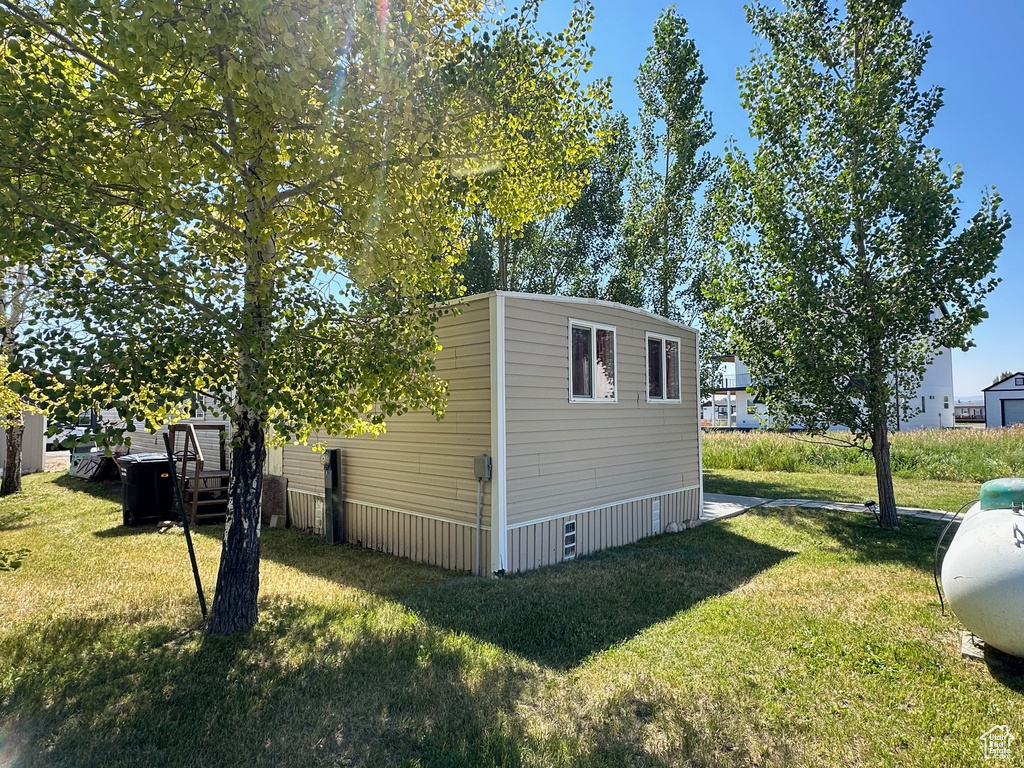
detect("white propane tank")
[941,478,1024,658]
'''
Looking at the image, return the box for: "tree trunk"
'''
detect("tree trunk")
[0,415,23,496]
[498,233,508,291]
[205,144,273,634]
[871,424,899,528]
[206,411,265,634]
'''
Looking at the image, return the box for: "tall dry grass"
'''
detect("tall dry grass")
[701,427,1024,483]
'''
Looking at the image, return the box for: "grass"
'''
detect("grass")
[702,427,1024,482]
[2,474,1023,766]
[704,469,980,513]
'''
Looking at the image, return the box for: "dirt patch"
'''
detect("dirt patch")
[45,451,71,473]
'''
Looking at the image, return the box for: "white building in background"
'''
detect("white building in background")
[704,350,955,431]
[983,372,1024,428]
[0,412,47,475]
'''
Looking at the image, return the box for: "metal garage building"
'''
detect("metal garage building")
[984,372,1024,428]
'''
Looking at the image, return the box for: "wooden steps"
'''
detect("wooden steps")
[169,424,229,525]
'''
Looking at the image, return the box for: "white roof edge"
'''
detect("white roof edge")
[434,291,496,309]
[488,290,700,334]
[982,371,1024,392]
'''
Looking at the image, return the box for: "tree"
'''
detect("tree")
[452,3,611,292]
[607,7,716,323]
[2,0,605,632]
[714,0,1010,527]
[0,266,33,495]
[461,112,630,296]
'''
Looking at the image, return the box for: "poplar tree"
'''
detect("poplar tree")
[607,6,716,323]
[714,0,1009,527]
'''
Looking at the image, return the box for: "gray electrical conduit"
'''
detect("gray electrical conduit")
[476,477,484,577]
[933,498,980,616]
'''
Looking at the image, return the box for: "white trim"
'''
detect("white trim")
[287,488,324,499]
[489,295,500,574]
[506,485,701,530]
[345,498,491,530]
[497,290,700,334]
[696,328,704,514]
[496,294,508,572]
[644,331,683,404]
[433,293,495,310]
[567,318,619,403]
[446,291,700,334]
[285,488,490,530]
[489,294,508,574]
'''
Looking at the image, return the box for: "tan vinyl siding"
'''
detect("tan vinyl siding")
[503,296,700,528]
[287,488,323,531]
[505,487,701,573]
[348,501,488,573]
[286,491,489,573]
[280,295,492,570]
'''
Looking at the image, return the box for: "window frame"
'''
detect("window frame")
[1015,377,1024,387]
[567,319,618,404]
[645,331,683,404]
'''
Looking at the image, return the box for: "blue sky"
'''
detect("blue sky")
[539,0,1023,397]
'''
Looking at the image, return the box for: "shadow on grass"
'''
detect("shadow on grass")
[0,601,533,768]
[52,474,122,501]
[249,521,793,670]
[984,646,1024,694]
[193,524,454,601]
[93,523,166,538]
[744,506,943,573]
[398,525,792,669]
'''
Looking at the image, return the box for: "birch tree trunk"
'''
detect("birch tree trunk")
[205,158,273,634]
[0,415,24,496]
[206,409,265,633]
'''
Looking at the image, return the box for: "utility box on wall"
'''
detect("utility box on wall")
[474,454,492,481]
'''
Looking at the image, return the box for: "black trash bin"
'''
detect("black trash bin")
[116,453,175,526]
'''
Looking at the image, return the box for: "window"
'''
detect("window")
[1016,377,1024,387]
[921,396,926,412]
[564,520,577,559]
[747,404,759,416]
[943,396,950,410]
[569,321,616,402]
[646,333,681,402]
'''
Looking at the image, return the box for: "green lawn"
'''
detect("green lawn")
[2,474,1022,767]
[704,468,980,513]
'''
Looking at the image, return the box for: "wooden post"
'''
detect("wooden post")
[324,448,345,545]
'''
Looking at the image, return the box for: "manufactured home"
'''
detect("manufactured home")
[706,350,955,430]
[279,292,703,575]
